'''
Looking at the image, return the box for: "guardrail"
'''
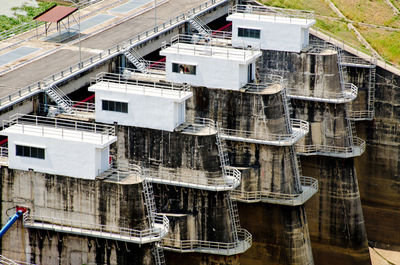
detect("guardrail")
[218,119,309,146]
[161,228,252,255]
[340,55,376,67]
[177,117,216,135]
[0,147,8,158]
[23,212,169,244]
[287,82,358,103]
[144,166,241,191]
[2,114,115,144]
[0,0,228,111]
[91,72,189,91]
[229,4,315,20]
[231,176,318,206]
[166,34,260,60]
[0,21,45,41]
[296,136,366,158]
[98,163,143,183]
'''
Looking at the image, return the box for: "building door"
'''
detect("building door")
[248,63,253,83]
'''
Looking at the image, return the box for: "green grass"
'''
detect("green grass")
[261,0,337,16]
[0,1,56,32]
[358,26,400,64]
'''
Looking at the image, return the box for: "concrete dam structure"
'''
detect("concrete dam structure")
[0,1,399,265]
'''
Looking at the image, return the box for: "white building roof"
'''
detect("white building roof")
[88,80,193,102]
[227,13,315,27]
[1,124,116,148]
[160,43,261,64]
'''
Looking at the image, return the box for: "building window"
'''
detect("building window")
[238,28,260,39]
[172,63,196,75]
[16,145,45,159]
[102,100,128,113]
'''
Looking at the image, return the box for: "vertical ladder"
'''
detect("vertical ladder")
[123,49,149,73]
[215,125,230,178]
[142,174,166,265]
[152,243,166,265]
[188,16,212,39]
[142,177,157,224]
[336,47,355,147]
[367,66,376,118]
[282,87,303,191]
[225,193,239,242]
[45,85,74,114]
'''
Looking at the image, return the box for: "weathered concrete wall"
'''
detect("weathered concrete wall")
[258,49,370,264]
[0,167,153,265]
[185,86,313,264]
[117,126,235,244]
[351,66,400,249]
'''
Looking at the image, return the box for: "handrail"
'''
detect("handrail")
[231,176,318,206]
[91,72,190,92]
[0,147,9,158]
[229,4,315,20]
[164,34,261,60]
[0,21,45,41]
[161,228,252,255]
[2,114,115,144]
[23,212,169,244]
[144,167,241,191]
[98,163,143,183]
[177,117,216,135]
[218,119,309,145]
[0,0,228,110]
[340,55,376,66]
[296,136,366,157]
[287,82,358,103]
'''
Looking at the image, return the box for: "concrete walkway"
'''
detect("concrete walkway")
[0,0,213,97]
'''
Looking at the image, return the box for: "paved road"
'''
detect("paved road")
[0,0,214,97]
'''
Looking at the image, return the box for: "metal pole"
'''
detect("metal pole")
[154,0,157,27]
[79,7,82,67]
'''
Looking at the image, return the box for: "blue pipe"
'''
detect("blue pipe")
[0,210,23,238]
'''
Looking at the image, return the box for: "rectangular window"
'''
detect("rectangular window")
[102,100,128,113]
[238,28,260,39]
[172,63,196,75]
[16,145,45,159]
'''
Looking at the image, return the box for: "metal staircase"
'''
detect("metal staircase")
[124,49,149,73]
[188,16,212,39]
[225,193,240,243]
[45,85,73,114]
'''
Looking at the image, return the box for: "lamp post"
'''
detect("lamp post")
[154,0,157,27]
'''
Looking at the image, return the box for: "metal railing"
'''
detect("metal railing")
[3,114,115,144]
[90,72,191,97]
[218,119,309,146]
[0,21,45,41]
[231,176,318,206]
[287,82,358,103]
[296,136,366,158]
[161,228,252,255]
[0,147,8,158]
[241,74,284,93]
[0,0,228,111]
[0,255,34,265]
[144,167,241,191]
[229,4,315,21]
[165,34,260,60]
[97,163,142,183]
[176,117,216,135]
[340,56,377,67]
[23,212,169,244]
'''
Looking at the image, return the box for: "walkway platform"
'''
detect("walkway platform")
[161,228,252,255]
[144,167,241,191]
[287,83,358,103]
[23,213,169,244]
[296,137,366,158]
[175,117,216,136]
[230,176,318,206]
[218,119,309,146]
